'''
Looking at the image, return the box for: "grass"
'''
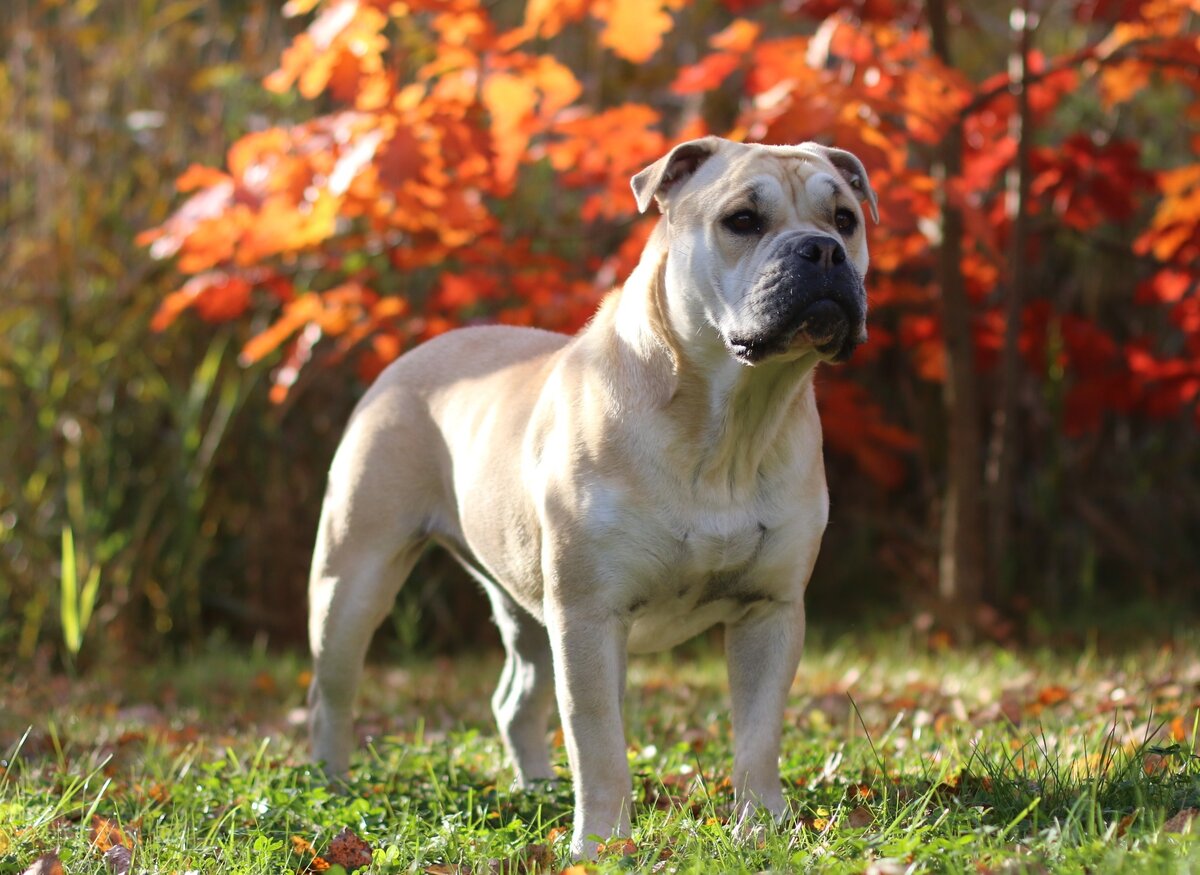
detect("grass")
[2,629,1200,873]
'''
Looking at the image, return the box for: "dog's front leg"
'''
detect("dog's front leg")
[544,597,632,859]
[725,599,806,820]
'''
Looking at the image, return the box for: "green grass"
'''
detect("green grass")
[3,630,1200,873]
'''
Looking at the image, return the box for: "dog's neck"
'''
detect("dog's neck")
[610,240,823,499]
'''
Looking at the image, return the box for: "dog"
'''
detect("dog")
[307,136,877,858]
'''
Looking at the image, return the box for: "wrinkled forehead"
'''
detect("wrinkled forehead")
[729,147,852,209]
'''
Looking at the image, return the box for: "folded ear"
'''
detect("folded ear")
[630,136,724,214]
[815,145,879,223]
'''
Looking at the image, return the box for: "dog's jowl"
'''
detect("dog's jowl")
[307,136,877,858]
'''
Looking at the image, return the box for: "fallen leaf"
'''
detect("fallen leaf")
[1036,685,1070,707]
[596,838,636,857]
[21,852,65,875]
[1164,808,1199,834]
[522,843,554,872]
[1142,753,1169,775]
[292,835,317,855]
[325,827,372,872]
[1115,811,1138,837]
[104,845,132,875]
[89,816,132,852]
[847,805,875,829]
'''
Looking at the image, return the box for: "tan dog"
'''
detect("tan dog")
[308,136,877,858]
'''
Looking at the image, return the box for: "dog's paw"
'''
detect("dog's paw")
[731,799,789,846]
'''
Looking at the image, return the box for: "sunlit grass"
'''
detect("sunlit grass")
[3,630,1200,872]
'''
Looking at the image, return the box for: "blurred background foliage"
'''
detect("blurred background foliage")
[1,0,1199,670]
[0,0,325,667]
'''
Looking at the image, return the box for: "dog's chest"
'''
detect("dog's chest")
[620,507,778,652]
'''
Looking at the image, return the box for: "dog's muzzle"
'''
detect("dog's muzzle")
[728,233,867,365]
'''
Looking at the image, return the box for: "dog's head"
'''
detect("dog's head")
[632,137,877,365]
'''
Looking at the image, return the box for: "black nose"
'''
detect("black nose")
[798,235,846,270]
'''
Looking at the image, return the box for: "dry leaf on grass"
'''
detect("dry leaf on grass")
[21,852,65,875]
[89,816,133,852]
[1115,811,1138,837]
[847,805,875,829]
[103,844,133,875]
[488,843,555,874]
[596,838,636,857]
[1164,808,1199,834]
[292,835,331,872]
[325,827,372,872]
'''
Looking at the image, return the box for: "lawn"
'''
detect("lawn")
[3,628,1200,873]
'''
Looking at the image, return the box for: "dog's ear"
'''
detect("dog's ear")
[631,137,724,214]
[816,145,879,224]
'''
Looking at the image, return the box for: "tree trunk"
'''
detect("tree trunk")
[927,0,988,635]
[987,4,1036,602]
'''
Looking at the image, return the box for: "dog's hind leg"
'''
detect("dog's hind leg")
[307,398,438,776]
[482,582,557,785]
[308,537,422,776]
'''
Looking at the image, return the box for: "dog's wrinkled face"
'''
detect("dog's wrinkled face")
[632,139,876,366]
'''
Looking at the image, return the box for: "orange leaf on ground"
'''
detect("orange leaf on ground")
[596,838,636,856]
[1036,685,1070,707]
[325,827,372,872]
[90,816,133,852]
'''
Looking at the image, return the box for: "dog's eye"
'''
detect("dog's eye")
[722,210,763,236]
[834,207,857,235]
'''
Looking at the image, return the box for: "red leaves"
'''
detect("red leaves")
[671,18,759,94]
[818,378,919,490]
[520,0,683,63]
[1029,135,1153,232]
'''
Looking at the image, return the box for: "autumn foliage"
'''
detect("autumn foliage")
[141,0,1200,612]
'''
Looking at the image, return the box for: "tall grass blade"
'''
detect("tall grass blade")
[60,525,81,655]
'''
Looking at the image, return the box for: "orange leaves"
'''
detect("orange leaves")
[546,105,667,220]
[152,272,253,331]
[141,0,1200,482]
[670,19,759,94]
[521,0,685,63]
[1136,164,1200,264]
[483,54,581,190]
[241,283,383,365]
[597,0,680,63]
[89,816,133,853]
[266,1,390,105]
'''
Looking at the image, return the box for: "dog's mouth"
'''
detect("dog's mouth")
[728,299,866,366]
